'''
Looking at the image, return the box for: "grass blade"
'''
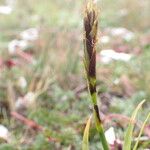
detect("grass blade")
[82,116,92,150]
[123,100,145,150]
[133,112,150,150]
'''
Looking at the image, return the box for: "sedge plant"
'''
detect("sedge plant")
[82,1,150,150]
[83,0,109,149]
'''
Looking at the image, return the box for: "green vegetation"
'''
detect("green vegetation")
[0,0,150,149]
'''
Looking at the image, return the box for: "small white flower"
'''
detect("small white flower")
[20,28,39,41]
[18,76,27,89]
[110,27,128,36]
[0,6,12,15]
[0,125,9,141]
[110,27,134,41]
[105,127,116,145]
[8,39,28,54]
[100,49,132,63]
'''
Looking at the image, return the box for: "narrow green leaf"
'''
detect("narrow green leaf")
[123,100,145,150]
[133,112,150,150]
[82,116,92,150]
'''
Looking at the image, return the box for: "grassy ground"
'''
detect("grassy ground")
[0,0,150,149]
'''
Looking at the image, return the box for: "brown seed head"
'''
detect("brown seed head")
[83,0,98,95]
[83,0,98,78]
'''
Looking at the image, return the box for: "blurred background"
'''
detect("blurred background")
[0,0,150,149]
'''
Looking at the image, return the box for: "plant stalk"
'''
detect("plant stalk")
[93,98,109,150]
[83,1,109,149]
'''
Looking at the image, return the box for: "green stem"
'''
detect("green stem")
[91,95,109,150]
[94,110,109,150]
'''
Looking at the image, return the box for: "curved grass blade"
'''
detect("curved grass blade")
[82,116,92,150]
[133,112,150,150]
[123,100,145,150]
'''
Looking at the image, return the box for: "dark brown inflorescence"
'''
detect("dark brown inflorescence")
[83,1,98,97]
